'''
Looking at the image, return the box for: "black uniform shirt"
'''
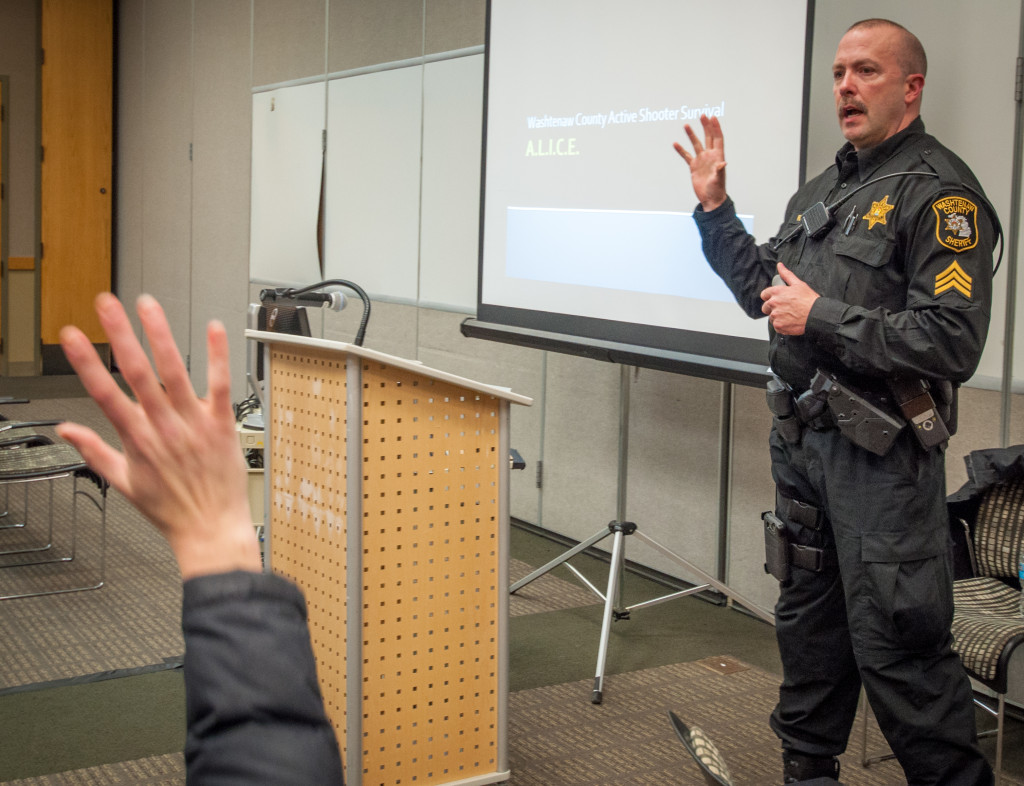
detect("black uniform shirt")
[693,117,995,394]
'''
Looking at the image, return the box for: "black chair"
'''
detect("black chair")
[0,419,66,540]
[0,421,108,599]
[948,476,1024,785]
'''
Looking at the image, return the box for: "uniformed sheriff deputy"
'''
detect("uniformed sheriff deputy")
[674,18,997,786]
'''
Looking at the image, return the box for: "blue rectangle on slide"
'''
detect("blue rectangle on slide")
[505,207,752,303]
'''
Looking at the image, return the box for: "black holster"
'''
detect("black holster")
[763,504,836,586]
[763,511,791,585]
[809,370,904,456]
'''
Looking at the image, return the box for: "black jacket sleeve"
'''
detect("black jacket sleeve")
[692,197,780,319]
[182,571,345,785]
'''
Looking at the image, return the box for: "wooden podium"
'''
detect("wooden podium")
[247,330,531,786]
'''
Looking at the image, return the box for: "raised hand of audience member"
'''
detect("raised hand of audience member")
[56,293,260,579]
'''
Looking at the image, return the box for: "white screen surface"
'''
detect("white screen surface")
[478,0,809,365]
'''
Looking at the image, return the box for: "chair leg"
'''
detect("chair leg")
[0,480,57,558]
[860,690,869,767]
[859,688,897,767]
[0,475,106,600]
[0,483,29,530]
[995,693,1004,786]
[0,482,14,524]
[970,691,1005,785]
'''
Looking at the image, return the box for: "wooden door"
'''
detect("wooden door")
[40,0,112,346]
[1,77,5,360]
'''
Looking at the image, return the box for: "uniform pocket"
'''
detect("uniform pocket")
[832,233,900,307]
[860,527,953,652]
[832,233,895,268]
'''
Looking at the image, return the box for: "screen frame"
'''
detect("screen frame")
[467,0,817,387]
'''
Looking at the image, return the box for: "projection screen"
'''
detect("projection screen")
[464,0,813,384]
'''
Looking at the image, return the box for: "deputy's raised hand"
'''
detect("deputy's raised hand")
[673,115,728,212]
[56,293,260,579]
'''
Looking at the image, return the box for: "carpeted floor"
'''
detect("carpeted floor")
[508,657,900,786]
[10,655,1020,785]
[509,558,602,616]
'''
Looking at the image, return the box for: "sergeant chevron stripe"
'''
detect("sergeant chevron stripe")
[934,261,972,299]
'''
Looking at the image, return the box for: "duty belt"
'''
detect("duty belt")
[766,371,910,456]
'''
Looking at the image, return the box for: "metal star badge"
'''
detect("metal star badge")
[862,195,895,230]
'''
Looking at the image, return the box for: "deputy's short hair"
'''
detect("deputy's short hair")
[847,18,927,78]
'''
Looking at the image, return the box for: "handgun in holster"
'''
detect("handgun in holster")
[888,378,952,450]
[762,510,791,585]
[808,371,905,456]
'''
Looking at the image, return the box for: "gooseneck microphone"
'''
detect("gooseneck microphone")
[259,287,347,312]
[259,279,372,346]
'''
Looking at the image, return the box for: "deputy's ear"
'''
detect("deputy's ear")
[905,73,925,106]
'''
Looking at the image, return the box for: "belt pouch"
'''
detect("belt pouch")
[767,377,801,444]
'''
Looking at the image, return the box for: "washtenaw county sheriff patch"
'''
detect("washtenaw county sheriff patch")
[933,196,979,252]
[934,261,972,299]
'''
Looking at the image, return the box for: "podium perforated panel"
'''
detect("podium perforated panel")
[266,341,508,786]
[360,362,501,785]
[267,346,351,731]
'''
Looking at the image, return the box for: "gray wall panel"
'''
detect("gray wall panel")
[540,353,619,542]
[625,370,722,583]
[316,294,371,344]
[322,298,419,360]
[424,0,486,54]
[725,383,777,612]
[191,0,253,399]
[1013,393,1024,448]
[328,0,423,73]
[253,0,326,86]
[115,0,145,330]
[140,0,193,355]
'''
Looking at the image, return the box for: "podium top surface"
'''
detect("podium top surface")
[246,329,533,406]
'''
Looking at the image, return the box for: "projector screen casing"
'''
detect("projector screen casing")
[468,0,814,385]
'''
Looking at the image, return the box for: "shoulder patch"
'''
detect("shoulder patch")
[932,196,979,252]
[934,261,972,300]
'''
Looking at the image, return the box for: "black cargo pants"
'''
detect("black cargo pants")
[767,426,992,786]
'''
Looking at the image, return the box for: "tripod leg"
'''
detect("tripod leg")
[592,528,625,704]
[509,527,611,594]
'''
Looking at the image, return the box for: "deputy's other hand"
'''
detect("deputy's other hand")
[673,115,728,212]
[57,293,260,579]
[760,263,820,336]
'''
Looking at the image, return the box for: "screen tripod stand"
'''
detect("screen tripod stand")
[510,367,775,704]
